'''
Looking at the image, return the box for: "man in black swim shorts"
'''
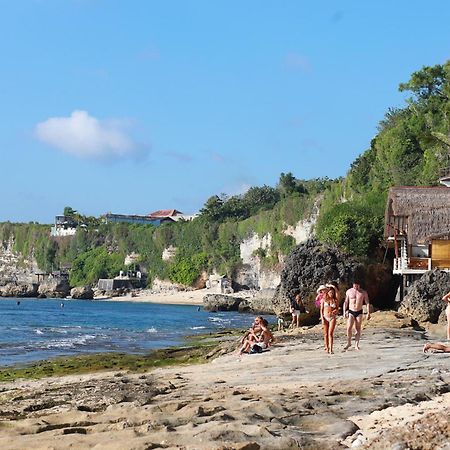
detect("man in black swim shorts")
[343,281,370,350]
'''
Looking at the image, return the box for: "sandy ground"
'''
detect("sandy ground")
[107,288,256,306]
[0,311,449,449]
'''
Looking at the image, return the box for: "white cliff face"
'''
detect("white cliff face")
[0,238,37,284]
[237,203,320,289]
[283,198,320,244]
[240,233,272,265]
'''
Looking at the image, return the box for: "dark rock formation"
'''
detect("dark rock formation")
[399,269,450,323]
[203,294,245,312]
[70,285,94,300]
[0,282,38,298]
[271,239,362,318]
[38,277,71,298]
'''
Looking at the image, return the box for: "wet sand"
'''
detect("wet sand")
[0,311,449,449]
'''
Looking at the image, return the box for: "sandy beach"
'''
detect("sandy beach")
[108,288,257,306]
[0,311,449,449]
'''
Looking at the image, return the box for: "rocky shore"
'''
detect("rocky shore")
[0,311,448,449]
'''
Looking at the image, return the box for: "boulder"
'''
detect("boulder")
[238,290,276,314]
[203,294,245,312]
[399,269,450,323]
[70,285,94,300]
[0,282,38,298]
[38,277,71,298]
[271,239,362,318]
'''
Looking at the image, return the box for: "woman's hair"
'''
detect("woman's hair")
[256,316,269,327]
[327,286,337,299]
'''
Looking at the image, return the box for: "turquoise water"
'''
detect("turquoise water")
[0,298,269,366]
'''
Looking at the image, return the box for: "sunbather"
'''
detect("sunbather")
[238,316,273,355]
[423,342,450,353]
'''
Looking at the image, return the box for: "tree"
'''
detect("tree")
[277,172,297,195]
[63,206,77,217]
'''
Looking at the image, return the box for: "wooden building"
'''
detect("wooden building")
[384,185,450,297]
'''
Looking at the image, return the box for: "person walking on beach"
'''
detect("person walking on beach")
[320,285,339,354]
[442,291,450,340]
[290,293,306,328]
[343,280,370,350]
[315,285,328,308]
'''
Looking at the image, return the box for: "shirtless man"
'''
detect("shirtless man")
[343,281,370,350]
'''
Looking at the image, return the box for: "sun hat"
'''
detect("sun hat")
[316,284,328,294]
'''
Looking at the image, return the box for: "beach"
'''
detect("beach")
[0,311,449,449]
[109,288,257,306]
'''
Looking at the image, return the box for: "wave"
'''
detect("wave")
[41,334,97,349]
[35,329,44,335]
[189,326,206,330]
[146,327,158,333]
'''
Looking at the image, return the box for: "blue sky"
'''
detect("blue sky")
[1,1,450,223]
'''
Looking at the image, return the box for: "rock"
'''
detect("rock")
[70,285,94,300]
[271,238,396,318]
[0,282,38,298]
[203,294,245,312]
[38,277,71,298]
[271,239,362,318]
[399,269,450,323]
[238,291,276,314]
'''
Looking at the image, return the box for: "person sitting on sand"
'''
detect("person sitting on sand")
[240,317,262,346]
[238,316,273,355]
[320,286,339,354]
[423,342,450,353]
[442,291,450,340]
[290,293,306,328]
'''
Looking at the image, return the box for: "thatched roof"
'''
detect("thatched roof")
[384,186,450,245]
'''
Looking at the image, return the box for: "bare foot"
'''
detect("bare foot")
[343,344,350,350]
[355,345,360,351]
[328,349,334,354]
[423,344,430,353]
[324,347,329,353]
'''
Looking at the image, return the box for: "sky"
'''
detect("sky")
[1,0,450,223]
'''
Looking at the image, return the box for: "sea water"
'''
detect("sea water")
[0,298,271,367]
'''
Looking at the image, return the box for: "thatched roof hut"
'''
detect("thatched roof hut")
[384,186,450,245]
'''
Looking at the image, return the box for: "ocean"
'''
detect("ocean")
[0,298,269,367]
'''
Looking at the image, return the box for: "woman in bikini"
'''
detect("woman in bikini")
[442,291,450,340]
[238,316,273,355]
[320,286,339,354]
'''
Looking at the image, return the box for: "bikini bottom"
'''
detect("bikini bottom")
[323,315,336,322]
[349,309,363,318]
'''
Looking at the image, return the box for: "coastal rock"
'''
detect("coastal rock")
[399,269,450,323]
[271,239,362,318]
[203,294,245,312]
[238,290,276,314]
[0,282,38,298]
[271,239,396,319]
[38,277,71,298]
[70,285,94,300]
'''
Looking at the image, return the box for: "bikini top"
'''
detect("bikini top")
[323,301,337,308]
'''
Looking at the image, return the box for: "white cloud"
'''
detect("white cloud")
[35,110,141,160]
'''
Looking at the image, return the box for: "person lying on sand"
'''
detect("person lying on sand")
[423,342,450,353]
[238,316,273,355]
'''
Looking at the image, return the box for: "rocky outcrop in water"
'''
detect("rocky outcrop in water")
[70,285,94,300]
[399,269,450,323]
[37,277,71,298]
[0,282,38,298]
[203,294,245,312]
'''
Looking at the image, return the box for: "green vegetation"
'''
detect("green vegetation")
[317,61,450,256]
[0,345,216,382]
[1,62,449,281]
